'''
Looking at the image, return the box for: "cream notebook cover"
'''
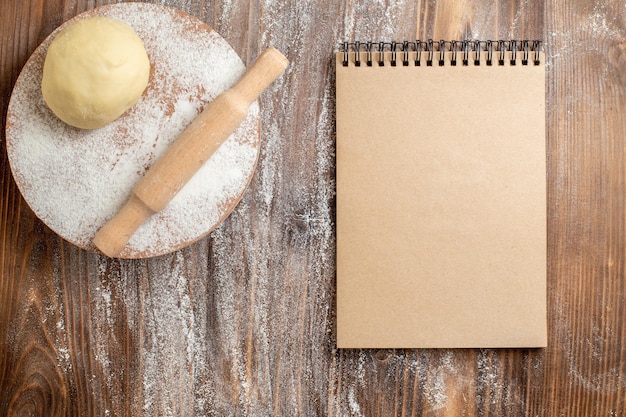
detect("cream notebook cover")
[335,40,546,348]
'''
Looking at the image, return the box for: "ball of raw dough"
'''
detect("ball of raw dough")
[41,16,150,129]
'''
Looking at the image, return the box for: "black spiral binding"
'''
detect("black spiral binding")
[341,39,542,67]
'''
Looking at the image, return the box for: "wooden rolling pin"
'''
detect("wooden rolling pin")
[93,47,289,257]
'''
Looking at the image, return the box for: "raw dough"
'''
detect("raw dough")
[41,16,150,129]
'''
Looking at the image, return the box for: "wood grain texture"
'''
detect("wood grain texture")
[1,0,625,416]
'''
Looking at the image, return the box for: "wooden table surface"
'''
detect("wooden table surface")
[1,0,625,415]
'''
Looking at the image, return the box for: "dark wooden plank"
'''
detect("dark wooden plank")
[0,2,72,414]
[539,0,626,415]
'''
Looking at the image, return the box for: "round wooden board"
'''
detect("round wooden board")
[5,3,261,259]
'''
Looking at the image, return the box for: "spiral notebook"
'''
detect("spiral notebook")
[335,40,546,348]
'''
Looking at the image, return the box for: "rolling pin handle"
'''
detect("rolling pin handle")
[232,47,289,103]
[92,194,155,258]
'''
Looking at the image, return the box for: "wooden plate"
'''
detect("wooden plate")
[5,3,261,258]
